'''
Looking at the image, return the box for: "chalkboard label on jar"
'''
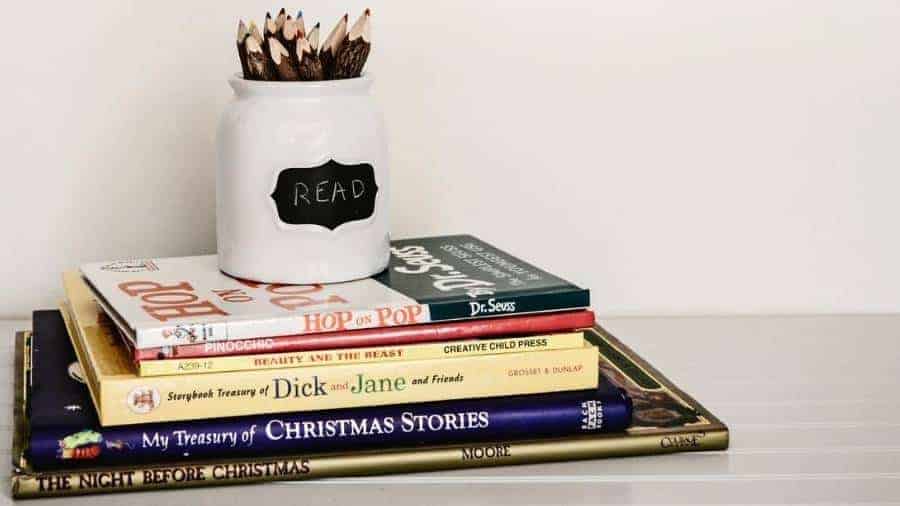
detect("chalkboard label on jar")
[270,160,379,230]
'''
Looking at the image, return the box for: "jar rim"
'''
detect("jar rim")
[229,72,374,97]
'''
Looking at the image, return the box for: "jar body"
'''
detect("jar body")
[216,75,390,284]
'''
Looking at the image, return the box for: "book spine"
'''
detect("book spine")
[12,429,729,498]
[428,289,591,322]
[138,332,585,376]
[99,346,599,426]
[133,301,433,348]
[27,385,631,470]
[132,291,591,349]
[135,310,596,361]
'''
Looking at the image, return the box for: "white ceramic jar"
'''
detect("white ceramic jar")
[216,73,390,284]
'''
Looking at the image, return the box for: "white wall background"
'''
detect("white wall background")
[2,1,899,318]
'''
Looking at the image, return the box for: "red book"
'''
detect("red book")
[134,310,596,361]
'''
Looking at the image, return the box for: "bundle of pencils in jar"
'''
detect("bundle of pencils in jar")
[237,8,371,81]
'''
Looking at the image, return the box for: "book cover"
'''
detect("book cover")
[135,310,597,361]
[80,235,589,348]
[139,331,586,376]
[63,272,599,426]
[23,311,631,470]
[10,324,729,498]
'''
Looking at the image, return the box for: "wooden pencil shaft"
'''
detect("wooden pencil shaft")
[333,9,371,79]
[295,11,306,38]
[270,37,300,80]
[307,23,320,52]
[236,20,251,78]
[321,13,348,79]
[296,36,324,81]
[246,36,277,80]
[248,20,263,44]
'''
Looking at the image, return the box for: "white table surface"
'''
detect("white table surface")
[2,315,898,505]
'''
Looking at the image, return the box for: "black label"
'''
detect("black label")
[270,160,378,230]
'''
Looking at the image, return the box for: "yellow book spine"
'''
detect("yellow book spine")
[138,332,586,377]
[101,345,599,426]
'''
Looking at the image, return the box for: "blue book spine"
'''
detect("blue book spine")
[29,384,631,470]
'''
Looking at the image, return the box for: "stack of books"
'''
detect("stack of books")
[10,235,728,498]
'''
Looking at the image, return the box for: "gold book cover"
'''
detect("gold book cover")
[63,272,599,426]
[10,325,728,498]
[138,331,586,377]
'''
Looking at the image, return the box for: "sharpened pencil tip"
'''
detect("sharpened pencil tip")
[365,8,371,16]
[266,12,272,19]
[297,10,303,18]
[278,7,285,15]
